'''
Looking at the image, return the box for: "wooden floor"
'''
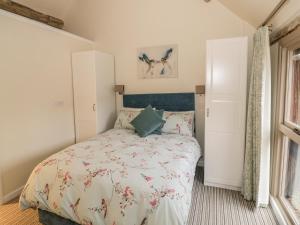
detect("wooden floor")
[0,169,278,225]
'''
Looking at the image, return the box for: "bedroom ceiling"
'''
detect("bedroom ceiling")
[217,0,281,27]
[12,0,281,29]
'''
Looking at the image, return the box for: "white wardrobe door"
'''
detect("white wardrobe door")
[72,52,97,143]
[95,52,115,134]
[204,37,248,190]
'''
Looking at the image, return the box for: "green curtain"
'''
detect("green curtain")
[242,27,271,207]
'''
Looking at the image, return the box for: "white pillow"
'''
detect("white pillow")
[162,111,194,136]
[114,108,142,130]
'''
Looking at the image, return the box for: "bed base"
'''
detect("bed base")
[38,209,79,225]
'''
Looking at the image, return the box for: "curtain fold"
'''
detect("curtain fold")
[242,27,271,207]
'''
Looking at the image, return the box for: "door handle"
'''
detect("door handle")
[206,108,210,117]
[93,104,96,112]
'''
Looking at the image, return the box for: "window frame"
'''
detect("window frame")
[284,51,300,131]
[278,126,300,225]
[272,46,300,225]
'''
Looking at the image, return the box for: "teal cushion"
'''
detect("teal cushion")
[130,105,164,137]
[151,110,165,135]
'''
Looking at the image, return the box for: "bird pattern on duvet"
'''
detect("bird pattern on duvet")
[20,129,201,225]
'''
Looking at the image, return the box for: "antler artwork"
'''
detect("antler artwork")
[138,48,173,75]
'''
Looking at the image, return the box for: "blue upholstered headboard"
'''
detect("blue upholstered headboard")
[123,93,195,111]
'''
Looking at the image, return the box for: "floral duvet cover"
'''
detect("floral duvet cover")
[20,129,201,225]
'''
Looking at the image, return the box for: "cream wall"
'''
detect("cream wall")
[0,10,93,199]
[64,0,255,148]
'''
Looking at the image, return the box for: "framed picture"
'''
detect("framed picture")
[137,44,178,79]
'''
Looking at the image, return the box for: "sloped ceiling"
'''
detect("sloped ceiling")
[13,0,76,20]
[217,0,281,27]
[12,0,281,28]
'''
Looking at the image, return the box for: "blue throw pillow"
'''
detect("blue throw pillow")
[130,105,164,137]
[151,109,165,135]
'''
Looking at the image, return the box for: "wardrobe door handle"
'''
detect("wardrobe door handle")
[93,104,96,112]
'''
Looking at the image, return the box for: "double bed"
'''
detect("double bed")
[19,93,201,225]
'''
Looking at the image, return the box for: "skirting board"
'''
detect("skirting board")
[204,181,241,191]
[2,185,24,204]
[270,196,289,225]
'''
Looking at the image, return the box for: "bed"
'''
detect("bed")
[19,93,201,225]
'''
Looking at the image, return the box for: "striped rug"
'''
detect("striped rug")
[0,168,278,225]
[187,169,278,225]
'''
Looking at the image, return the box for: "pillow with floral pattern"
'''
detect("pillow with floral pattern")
[162,111,194,136]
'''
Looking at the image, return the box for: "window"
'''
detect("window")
[284,138,300,220]
[285,49,300,129]
[275,48,300,225]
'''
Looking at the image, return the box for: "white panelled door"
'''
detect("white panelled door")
[72,52,97,143]
[72,51,115,143]
[204,37,248,190]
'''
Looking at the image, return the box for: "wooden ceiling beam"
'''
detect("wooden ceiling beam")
[0,0,64,29]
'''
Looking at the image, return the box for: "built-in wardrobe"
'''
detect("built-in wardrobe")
[72,51,116,143]
[204,37,248,191]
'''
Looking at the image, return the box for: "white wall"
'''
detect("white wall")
[64,0,255,148]
[0,10,93,199]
